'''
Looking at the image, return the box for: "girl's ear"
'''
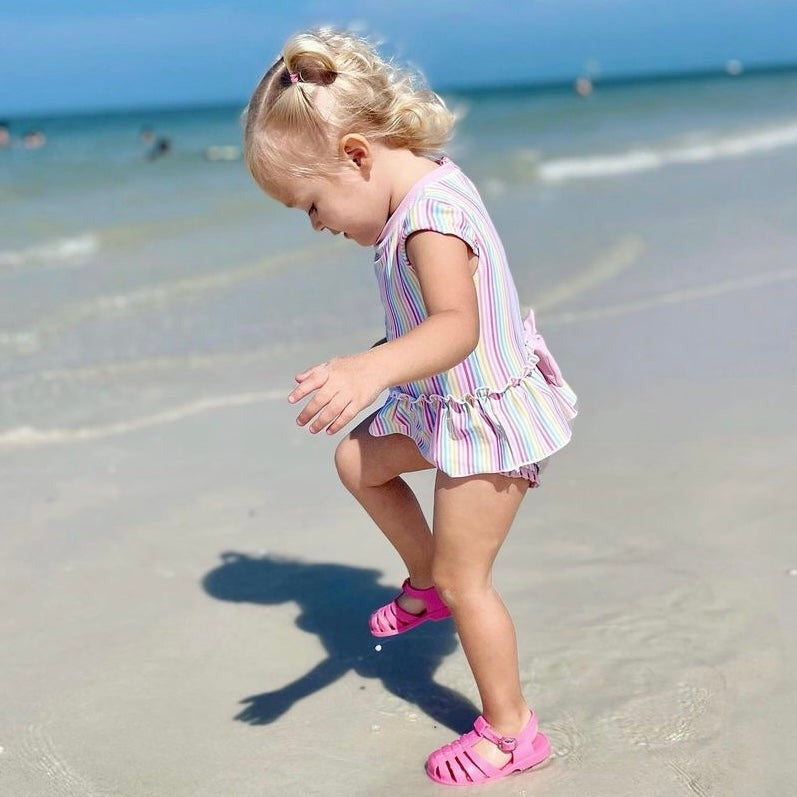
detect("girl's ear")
[340,133,372,174]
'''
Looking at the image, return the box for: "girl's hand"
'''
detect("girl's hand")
[288,354,384,435]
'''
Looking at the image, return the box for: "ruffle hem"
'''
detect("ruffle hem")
[368,311,578,479]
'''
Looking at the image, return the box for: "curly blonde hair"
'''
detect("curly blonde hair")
[243,28,455,188]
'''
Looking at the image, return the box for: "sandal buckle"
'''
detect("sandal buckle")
[498,736,517,753]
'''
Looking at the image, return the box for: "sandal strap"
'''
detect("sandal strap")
[474,713,536,754]
[401,578,439,599]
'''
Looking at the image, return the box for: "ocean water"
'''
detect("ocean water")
[2,67,797,445]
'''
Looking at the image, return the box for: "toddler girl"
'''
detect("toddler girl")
[243,28,577,786]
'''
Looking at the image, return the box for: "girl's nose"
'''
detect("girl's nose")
[311,216,324,232]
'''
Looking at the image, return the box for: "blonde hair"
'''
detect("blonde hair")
[243,28,455,187]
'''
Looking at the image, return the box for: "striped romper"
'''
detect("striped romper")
[369,157,577,486]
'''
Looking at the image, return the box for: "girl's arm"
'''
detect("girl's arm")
[289,231,478,434]
[365,231,479,383]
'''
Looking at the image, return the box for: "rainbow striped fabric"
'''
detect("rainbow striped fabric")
[369,158,577,478]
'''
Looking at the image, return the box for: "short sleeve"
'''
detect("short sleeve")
[400,196,480,266]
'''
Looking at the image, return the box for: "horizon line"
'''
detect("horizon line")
[5,58,797,122]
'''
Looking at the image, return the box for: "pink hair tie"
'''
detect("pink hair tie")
[289,71,300,84]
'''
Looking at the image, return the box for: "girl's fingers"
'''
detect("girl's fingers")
[288,360,365,432]
[325,401,358,435]
[288,367,329,404]
[294,361,329,385]
[296,388,340,428]
[288,380,316,406]
[309,395,351,434]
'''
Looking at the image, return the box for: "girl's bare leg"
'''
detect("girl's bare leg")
[432,471,531,767]
[335,413,435,612]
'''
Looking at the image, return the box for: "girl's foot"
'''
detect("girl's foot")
[395,590,427,615]
[426,709,550,785]
[369,579,452,637]
[470,709,532,769]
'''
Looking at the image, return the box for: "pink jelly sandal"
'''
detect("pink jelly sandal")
[369,578,451,638]
[425,711,550,786]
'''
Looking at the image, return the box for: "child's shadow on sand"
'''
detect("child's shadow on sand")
[202,552,478,733]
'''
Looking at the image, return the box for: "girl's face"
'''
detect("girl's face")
[267,157,390,247]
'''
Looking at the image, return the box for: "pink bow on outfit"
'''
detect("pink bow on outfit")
[523,310,564,387]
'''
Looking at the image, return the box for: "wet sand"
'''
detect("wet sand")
[2,160,797,795]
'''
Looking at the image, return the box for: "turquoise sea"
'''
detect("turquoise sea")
[2,66,797,443]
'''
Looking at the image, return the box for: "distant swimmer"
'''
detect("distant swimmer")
[574,76,593,97]
[22,130,46,149]
[146,136,172,160]
[139,125,156,145]
[0,121,10,148]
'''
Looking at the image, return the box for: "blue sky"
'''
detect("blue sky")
[2,1,797,115]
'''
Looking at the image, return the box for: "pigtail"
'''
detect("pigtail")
[276,38,339,132]
[282,36,338,87]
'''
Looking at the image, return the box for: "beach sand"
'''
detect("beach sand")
[3,140,797,795]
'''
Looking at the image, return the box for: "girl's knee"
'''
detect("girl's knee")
[334,435,362,490]
[432,556,494,609]
[431,567,477,610]
[336,423,431,492]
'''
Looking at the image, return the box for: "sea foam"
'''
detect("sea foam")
[538,119,797,183]
[0,391,285,450]
[0,233,100,269]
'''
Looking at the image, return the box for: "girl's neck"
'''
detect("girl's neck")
[382,148,444,217]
